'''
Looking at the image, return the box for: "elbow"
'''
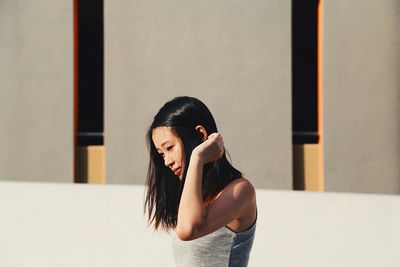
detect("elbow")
[175,225,198,241]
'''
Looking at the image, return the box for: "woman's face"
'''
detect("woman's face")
[152,126,185,179]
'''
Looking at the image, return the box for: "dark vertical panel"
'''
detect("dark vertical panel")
[292,0,319,144]
[77,0,104,146]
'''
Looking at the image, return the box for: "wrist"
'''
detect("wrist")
[190,149,204,165]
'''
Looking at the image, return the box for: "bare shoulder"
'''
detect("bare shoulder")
[224,178,257,231]
[226,177,256,200]
[220,177,257,214]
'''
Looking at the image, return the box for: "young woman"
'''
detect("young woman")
[145,96,257,267]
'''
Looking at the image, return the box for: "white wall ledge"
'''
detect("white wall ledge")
[0,181,399,267]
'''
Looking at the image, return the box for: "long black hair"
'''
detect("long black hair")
[145,96,242,231]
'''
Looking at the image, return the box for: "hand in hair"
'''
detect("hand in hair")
[192,133,224,164]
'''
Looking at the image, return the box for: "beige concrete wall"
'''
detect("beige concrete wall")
[1,182,399,266]
[323,1,400,194]
[0,1,73,182]
[104,0,292,189]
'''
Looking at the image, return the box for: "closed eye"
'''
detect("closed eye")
[167,145,174,151]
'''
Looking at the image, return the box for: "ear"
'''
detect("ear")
[195,125,208,141]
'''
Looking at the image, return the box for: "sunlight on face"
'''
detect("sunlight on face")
[152,126,185,179]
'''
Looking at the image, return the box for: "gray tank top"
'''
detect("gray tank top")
[172,219,256,267]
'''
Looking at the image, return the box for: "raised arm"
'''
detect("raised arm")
[176,133,256,241]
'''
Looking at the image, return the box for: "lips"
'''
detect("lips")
[172,167,181,176]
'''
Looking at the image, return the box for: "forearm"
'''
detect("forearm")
[175,133,224,240]
[177,153,205,234]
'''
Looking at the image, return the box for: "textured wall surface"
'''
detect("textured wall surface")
[0,1,73,182]
[105,0,292,189]
[1,182,399,267]
[323,0,400,194]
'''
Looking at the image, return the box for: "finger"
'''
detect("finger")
[218,135,224,145]
[208,133,219,140]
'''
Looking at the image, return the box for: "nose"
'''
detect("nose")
[164,154,174,167]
